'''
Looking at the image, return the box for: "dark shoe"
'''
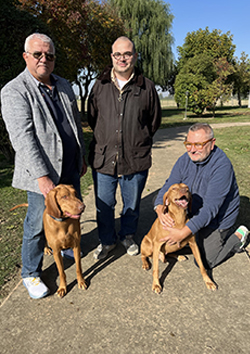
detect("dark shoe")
[93,244,116,260]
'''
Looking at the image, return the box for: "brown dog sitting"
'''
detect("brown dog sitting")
[43,184,87,298]
[141,183,217,294]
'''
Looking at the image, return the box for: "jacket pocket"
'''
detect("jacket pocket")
[129,146,152,171]
[89,142,107,169]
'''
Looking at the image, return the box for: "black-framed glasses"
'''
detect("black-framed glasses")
[26,51,56,62]
[112,51,134,60]
[183,138,214,150]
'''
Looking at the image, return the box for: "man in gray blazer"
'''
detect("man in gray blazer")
[1,33,87,299]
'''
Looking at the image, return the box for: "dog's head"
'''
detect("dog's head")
[162,183,191,214]
[45,184,85,219]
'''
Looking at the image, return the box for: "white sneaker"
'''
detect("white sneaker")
[121,235,139,256]
[23,277,50,299]
[237,225,249,250]
[61,248,83,260]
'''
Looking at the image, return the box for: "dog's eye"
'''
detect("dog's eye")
[62,195,68,199]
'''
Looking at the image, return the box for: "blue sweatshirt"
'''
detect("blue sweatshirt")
[154,146,240,234]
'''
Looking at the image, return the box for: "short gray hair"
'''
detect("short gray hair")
[24,33,55,53]
[188,123,214,139]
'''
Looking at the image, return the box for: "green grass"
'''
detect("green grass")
[161,106,250,128]
[0,106,250,297]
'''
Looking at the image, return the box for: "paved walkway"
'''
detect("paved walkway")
[1,123,250,354]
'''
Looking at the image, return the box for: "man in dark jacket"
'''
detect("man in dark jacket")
[154,123,249,269]
[88,36,161,260]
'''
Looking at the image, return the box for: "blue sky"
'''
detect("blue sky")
[168,0,250,60]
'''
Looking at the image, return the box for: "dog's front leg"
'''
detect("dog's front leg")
[73,245,87,291]
[53,251,67,298]
[189,238,217,291]
[152,243,163,294]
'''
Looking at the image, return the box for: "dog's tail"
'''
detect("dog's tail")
[9,203,28,212]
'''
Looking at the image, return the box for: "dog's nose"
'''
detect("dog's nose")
[79,203,86,212]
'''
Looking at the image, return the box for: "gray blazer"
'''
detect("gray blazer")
[1,68,85,194]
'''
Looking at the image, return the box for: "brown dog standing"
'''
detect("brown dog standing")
[141,183,217,294]
[43,184,87,298]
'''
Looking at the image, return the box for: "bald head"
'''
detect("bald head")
[112,36,136,53]
[111,36,137,80]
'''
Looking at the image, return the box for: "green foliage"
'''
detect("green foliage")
[108,0,175,87]
[0,0,51,162]
[0,0,50,90]
[231,52,250,106]
[175,28,236,116]
[18,0,126,118]
[177,27,235,69]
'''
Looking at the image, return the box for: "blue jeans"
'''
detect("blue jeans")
[21,172,81,279]
[21,192,46,278]
[92,170,148,245]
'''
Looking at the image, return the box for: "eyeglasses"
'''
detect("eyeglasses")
[26,51,56,62]
[112,52,134,60]
[183,138,213,150]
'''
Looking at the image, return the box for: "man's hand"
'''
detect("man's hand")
[154,205,192,245]
[38,176,55,197]
[80,156,88,177]
[155,204,175,228]
[159,225,192,245]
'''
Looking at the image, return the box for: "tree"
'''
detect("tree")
[18,0,125,118]
[175,28,236,115]
[108,0,175,89]
[231,52,250,107]
[174,54,217,115]
[0,0,50,161]
[177,27,235,69]
[75,0,125,115]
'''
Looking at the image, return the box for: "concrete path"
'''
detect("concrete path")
[1,124,250,354]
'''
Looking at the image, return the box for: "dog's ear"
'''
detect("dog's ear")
[188,192,192,212]
[45,189,62,218]
[162,192,169,214]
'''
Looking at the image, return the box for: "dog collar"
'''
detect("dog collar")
[48,214,69,222]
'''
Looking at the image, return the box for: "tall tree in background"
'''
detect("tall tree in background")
[175,27,236,115]
[231,52,250,107]
[108,0,174,89]
[0,0,50,161]
[18,0,125,117]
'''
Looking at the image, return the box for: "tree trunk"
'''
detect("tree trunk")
[237,90,242,107]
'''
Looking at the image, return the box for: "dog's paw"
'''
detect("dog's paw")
[159,252,166,263]
[152,283,162,294]
[78,279,87,290]
[205,280,217,291]
[142,258,151,270]
[44,246,53,256]
[142,264,151,271]
[56,287,67,298]
[176,255,188,262]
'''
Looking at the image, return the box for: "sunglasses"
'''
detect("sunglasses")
[26,51,56,62]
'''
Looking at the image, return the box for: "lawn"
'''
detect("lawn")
[0,106,250,298]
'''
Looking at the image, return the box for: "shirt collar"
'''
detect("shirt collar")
[111,67,135,90]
